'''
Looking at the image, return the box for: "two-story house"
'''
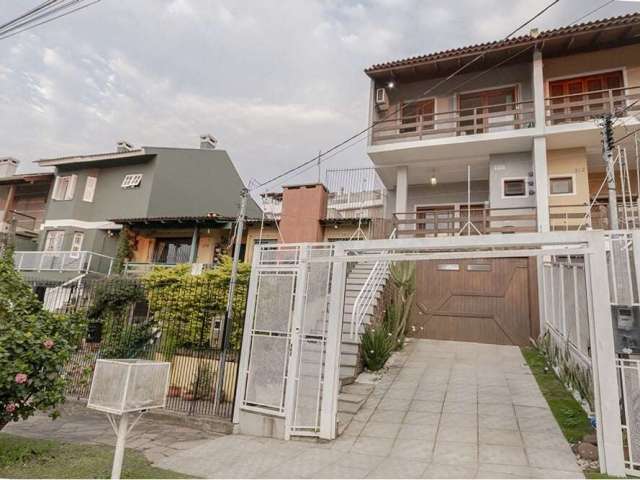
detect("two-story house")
[0,157,54,251]
[365,13,640,236]
[14,136,260,280]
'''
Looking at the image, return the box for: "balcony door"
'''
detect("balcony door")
[549,71,623,123]
[153,238,192,264]
[401,99,435,134]
[458,87,516,135]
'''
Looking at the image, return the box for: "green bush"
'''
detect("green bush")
[361,323,395,371]
[0,248,86,431]
[142,256,250,350]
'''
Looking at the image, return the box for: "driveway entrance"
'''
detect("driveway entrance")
[411,258,537,346]
[157,339,582,478]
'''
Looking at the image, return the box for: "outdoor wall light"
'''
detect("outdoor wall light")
[430,175,437,186]
[387,81,395,89]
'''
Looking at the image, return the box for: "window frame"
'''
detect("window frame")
[83,175,97,202]
[549,174,576,196]
[52,174,77,201]
[69,232,84,259]
[501,177,528,199]
[121,173,143,189]
[44,230,65,252]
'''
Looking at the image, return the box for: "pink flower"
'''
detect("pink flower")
[43,339,55,349]
[5,403,16,413]
[15,373,28,384]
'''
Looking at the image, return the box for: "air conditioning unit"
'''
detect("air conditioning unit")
[375,87,389,111]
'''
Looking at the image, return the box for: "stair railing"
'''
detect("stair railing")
[350,229,396,340]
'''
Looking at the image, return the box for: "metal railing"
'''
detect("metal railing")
[371,99,535,144]
[13,250,114,276]
[545,85,640,125]
[324,167,386,220]
[549,203,640,231]
[393,206,538,237]
[123,261,216,276]
[350,229,396,339]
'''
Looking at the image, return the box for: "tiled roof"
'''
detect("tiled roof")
[365,12,640,75]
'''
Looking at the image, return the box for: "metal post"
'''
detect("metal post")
[111,413,128,480]
[213,189,248,411]
[602,114,619,229]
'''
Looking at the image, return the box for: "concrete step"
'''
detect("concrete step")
[340,351,359,368]
[340,365,358,380]
[338,395,365,414]
[341,382,375,397]
[343,304,375,316]
[341,341,359,355]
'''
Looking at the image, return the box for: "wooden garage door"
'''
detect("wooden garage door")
[408,258,538,346]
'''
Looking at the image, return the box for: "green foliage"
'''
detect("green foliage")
[361,322,395,371]
[0,433,194,478]
[388,261,416,348]
[87,277,145,320]
[192,364,215,400]
[112,228,134,275]
[521,346,594,443]
[142,256,250,350]
[0,249,86,430]
[99,319,156,359]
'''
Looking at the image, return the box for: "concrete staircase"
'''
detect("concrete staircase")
[339,262,390,383]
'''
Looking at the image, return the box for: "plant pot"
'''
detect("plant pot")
[182,391,196,401]
[167,386,182,398]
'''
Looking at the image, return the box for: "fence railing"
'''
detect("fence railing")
[6,210,38,232]
[546,85,640,125]
[393,206,538,237]
[14,251,114,276]
[371,99,535,144]
[31,276,248,419]
[549,203,640,231]
[324,167,386,220]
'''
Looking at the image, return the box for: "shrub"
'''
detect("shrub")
[142,256,250,350]
[0,248,86,431]
[361,323,394,371]
[388,262,416,347]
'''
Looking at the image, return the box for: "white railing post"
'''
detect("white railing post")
[319,244,345,440]
[82,251,89,273]
[17,252,24,271]
[38,252,45,272]
[586,232,625,476]
[108,257,114,276]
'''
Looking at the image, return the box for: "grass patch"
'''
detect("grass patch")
[0,433,195,479]
[521,346,594,444]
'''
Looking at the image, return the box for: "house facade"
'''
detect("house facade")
[14,137,259,279]
[0,158,54,251]
[365,13,640,236]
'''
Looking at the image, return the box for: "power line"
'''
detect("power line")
[251,0,562,192]
[569,0,615,25]
[0,0,100,40]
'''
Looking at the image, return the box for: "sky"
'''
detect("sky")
[1,0,639,197]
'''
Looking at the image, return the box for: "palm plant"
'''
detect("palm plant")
[388,261,416,346]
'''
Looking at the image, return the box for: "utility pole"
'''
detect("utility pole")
[601,114,618,229]
[213,188,247,411]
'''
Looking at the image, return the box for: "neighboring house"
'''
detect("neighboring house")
[0,158,54,251]
[14,136,260,281]
[365,13,640,235]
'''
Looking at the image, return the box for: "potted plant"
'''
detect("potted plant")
[167,385,182,398]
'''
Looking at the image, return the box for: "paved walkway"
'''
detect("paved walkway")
[157,339,583,478]
[4,402,218,464]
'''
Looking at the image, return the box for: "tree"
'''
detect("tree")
[0,247,85,431]
[112,228,134,275]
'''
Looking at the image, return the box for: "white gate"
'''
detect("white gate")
[234,243,344,439]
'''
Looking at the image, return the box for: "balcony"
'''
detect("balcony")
[393,206,538,237]
[13,251,114,276]
[545,86,640,126]
[371,100,535,146]
[122,261,216,276]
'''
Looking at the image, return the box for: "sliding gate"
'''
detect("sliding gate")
[234,244,345,439]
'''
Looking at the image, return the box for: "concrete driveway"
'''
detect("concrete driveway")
[157,338,583,478]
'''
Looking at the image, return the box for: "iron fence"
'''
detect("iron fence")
[30,276,248,419]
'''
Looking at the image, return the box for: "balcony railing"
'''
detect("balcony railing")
[545,86,640,125]
[123,261,217,276]
[371,100,535,144]
[13,251,114,276]
[3,210,38,233]
[550,203,640,231]
[393,207,538,237]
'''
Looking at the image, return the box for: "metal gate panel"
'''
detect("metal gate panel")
[287,246,334,437]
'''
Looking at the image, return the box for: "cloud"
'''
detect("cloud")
[0,0,637,195]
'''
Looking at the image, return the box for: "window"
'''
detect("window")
[401,99,435,134]
[503,178,527,198]
[121,174,143,189]
[83,176,97,202]
[550,176,574,195]
[70,232,84,259]
[52,175,77,200]
[44,230,64,251]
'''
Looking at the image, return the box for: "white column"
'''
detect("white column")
[534,136,550,232]
[532,49,546,130]
[395,165,408,215]
[587,233,625,476]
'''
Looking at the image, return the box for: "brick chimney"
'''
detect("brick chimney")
[0,157,19,178]
[279,183,328,243]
